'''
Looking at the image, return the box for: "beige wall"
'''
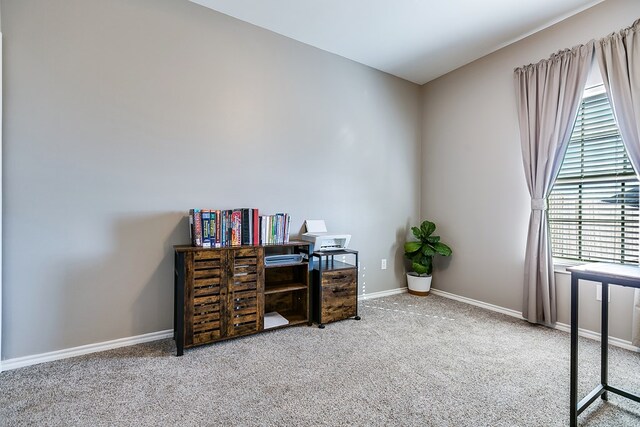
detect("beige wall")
[0,0,422,359]
[4,0,636,361]
[422,0,640,341]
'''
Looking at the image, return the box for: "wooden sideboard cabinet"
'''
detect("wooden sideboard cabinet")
[174,242,310,356]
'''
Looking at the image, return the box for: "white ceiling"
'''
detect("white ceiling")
[190,0,604,85]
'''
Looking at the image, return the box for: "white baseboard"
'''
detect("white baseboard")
[430,288,524,320]
[429,288,639,353]
[1,329,173,372]
[554,322,639,352]
[4,286,637,372]
[359,287,408,300]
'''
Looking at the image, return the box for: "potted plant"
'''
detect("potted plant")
[404,220,452,296]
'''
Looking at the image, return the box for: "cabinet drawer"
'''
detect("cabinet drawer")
[321,269,357,323]
[321,269,356,289]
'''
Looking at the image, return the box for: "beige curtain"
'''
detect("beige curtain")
[596,19,640,347]
[515,42,594,325]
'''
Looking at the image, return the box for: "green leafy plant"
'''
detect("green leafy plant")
[404,220,452,276]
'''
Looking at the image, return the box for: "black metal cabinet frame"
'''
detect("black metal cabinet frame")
[310,248,361,328]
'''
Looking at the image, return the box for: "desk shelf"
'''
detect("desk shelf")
[264,283,308,295]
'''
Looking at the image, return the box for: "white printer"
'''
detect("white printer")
[300,220,351,251]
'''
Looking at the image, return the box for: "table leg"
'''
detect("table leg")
[570,274,579,427]
[601,282,609,401]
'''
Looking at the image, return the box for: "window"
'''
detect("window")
[548,85,639,264]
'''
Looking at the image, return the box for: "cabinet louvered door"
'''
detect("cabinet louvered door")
[184,250,224,347]
[226,247,264,337]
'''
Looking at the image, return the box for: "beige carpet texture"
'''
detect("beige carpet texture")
[1,293,639,426]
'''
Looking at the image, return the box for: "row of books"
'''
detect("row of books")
[189,208,291,248]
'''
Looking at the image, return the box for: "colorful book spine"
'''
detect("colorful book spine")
[279,214,285,244]
[269,215,274,245]
[264,215,268,245]
[223,210,228,247]
[220,210,226,247]
[188,209,289,248]
[231,210,242,246]
[241,208,251,246]
[214,210,221,248]
[285,213,290,243]
[248,208,253,245]
[209,210,216,248]
[253,209,259,246]
[223,210,229,247]
[201,210,211,248]
[274,214,279,244]
[227,210,234,246]
[277,214,283,244]
[191,209,202,247]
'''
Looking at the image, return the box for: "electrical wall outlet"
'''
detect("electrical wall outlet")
[381,259,387,270]
[596,284,611,302]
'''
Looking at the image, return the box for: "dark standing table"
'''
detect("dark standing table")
[566,263,640,426]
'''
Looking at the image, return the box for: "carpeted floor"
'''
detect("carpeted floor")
[1,293,639,426]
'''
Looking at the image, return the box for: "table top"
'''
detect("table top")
[566,262,640,283]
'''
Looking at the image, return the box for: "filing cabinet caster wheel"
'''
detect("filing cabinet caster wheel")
[318,324,325,329]
[354,316,361,320]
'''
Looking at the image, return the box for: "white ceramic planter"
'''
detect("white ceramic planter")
[406,273,432,296]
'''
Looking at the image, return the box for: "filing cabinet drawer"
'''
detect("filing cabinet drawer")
[320,269,357,324]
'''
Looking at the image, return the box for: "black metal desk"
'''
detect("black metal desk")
[566,263,640,426]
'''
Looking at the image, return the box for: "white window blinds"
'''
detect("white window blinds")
[548,87,639,264]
